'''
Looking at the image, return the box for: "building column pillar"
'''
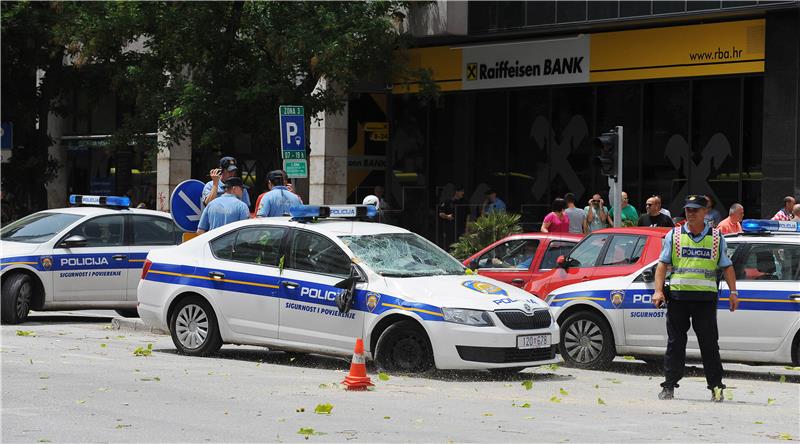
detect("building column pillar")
[309,82,348,205]
[155,133,192,212]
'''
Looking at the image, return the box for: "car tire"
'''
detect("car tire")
[169,296,222,356]
[374,320,434,373]
[115,309,139,318]
[559,310,615,369]
[1,273,33,325]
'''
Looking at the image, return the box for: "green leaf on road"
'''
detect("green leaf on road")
[784,366,800,371]
[318,384,329,389]
[16,330,35,336]
[76,400,86,404]
[37,439,51,443]
[606,378,622,384]
[482,413,493,416]
[597,398,606,405]
[378,372,390,381]
[384,416,391,419]
[549,396,562,403]
[521,380,533,390]
[713,387,723,401]
[100,344,107,348]
[559,388,569,396]
[779,375,786,383]
[545,364,560,371]
[622,355,635,360]
[314,403,333,415]
[767,398,776,405]
[779,433,793,440]
[115,424,131,429]
[725,390,733,401]
[754,421,764,424]
[297,427,324,437]
[515,402,531,408]
[133,346,151,357]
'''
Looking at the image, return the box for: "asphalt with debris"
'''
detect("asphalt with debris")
[3,311,799,442]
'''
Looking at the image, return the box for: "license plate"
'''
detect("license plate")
[517,334,551,350]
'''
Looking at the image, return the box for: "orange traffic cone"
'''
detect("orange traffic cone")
[342,338,373,390]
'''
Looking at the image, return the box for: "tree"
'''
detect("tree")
[2,1,424,213]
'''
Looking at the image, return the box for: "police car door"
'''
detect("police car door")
[51,215,129,301]
[128,215,181,300]
[622,262,665,347]
[718,241,800,351]
[204,226,286,338]
[279,229,364,351]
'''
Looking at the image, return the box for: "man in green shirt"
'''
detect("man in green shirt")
[609,191,638,227]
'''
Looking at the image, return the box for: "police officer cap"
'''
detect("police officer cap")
[267,170,284,185]
[219,156,238,172]
[223,177,243,188]
[362,195,379,207]
[683,194,708,209]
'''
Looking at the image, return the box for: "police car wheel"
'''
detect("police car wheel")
[1,273,33,325]
[375,320,433,373]
[170,297,222,356]
[559,311,615,369]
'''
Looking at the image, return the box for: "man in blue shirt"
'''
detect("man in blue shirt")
[257,170,302,217]
[202,156,251,209]
[197,177,250,233]
[481,189,507,216]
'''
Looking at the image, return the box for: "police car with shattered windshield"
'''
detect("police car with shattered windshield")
[0,195,182,324]
[546,220,800,369]
[138,205,559,373]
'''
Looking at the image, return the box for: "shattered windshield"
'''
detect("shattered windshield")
[339,233,465,277]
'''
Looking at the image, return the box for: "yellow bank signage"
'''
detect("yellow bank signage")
[393,19,765,94]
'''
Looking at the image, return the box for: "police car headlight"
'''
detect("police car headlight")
[442,308,495,327]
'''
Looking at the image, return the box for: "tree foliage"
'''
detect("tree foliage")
[1,1,420,212]
[450,212,523,261]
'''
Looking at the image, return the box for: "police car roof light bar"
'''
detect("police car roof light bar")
[289,204,377,221]
[741,219,800,233]
[69,194,131,208]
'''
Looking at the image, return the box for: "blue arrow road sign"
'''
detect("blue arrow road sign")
[169,179,205,232]
[279,105,305,155]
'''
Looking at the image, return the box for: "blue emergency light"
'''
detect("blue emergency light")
[289,204,377,220]
[69,194,131,208]
[741,219,800,233]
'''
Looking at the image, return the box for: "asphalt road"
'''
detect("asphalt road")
[2,311,799,443]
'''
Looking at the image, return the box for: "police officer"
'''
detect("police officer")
[202,156,251,208]
[652,195,739,401]
[256,170,302,217]
[197,177,250,234]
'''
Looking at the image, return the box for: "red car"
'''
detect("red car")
[524,227,671,299]
[463,233,583,288]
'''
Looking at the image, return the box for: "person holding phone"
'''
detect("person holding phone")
[202,156,251,209]
[652,195,739,402]
[583,193,609,234]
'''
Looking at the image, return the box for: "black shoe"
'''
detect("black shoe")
[711,387,724,402]
[658,387,674,400]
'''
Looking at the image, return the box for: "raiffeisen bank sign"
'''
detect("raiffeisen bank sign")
[461,35,590,90]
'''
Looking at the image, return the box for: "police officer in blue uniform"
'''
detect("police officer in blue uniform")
[197,177,250,233]
[256,170,302,217]
[652,195,740,401]
[202,156,251,209]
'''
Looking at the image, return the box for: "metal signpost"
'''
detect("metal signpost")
[169,179,206,232]
[279,105,307,178]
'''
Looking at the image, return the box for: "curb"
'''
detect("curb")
[111,317,169,335]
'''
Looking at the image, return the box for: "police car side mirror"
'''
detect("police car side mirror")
[60,234,88,248]
[641,267,655,283]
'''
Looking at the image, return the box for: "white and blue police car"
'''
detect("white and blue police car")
[137,205,559,373]
[0,195,182,324]
[545,219,800,369]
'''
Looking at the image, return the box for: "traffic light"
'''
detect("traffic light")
[593,128,619,178]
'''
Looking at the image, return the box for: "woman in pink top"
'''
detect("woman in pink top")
[541,198,570,233]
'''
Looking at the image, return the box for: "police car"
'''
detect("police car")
[137,205,559,373]
[0,195,182,324]
[546,220,800,369]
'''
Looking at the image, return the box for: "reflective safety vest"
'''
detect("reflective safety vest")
[669,226,720,301]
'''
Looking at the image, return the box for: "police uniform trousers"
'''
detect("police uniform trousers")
[662,298,724,390]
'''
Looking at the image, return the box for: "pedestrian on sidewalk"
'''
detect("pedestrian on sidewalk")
[704,195,723,228]
[564,193,586,234]
[541,198,570,233]
[609,191,638,227]
[481,189,507,216]
[652,194,739,402]
[771,196,797,221]
[638,196,674,227]
[717,203,744,234]
[438,185,466,249]
[584,193,609,233]
[197,177,250,234]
